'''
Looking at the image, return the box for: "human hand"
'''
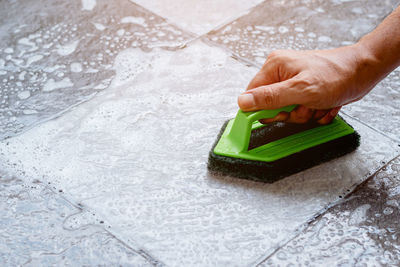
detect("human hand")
[238,45,378,124]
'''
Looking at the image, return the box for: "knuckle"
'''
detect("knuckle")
[290,107,313,123]
[295,74,316,87]
[267,51,279,59]
[292,75,323,107]
[266,50,285,63]
[262,88,278,106]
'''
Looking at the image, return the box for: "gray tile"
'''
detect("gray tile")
[0,0,192,140]
[129,0,263,35]
[0,172,152,266]
[261,156,400,266]
[207,0,399,65]
[1,41,398,266]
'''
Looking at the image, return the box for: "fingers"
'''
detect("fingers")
[246,72,273,91]
[246,64,277,90]
[238,79,300,111]
[259,105,314,124]
[258,106,341,125]
[259,111,290,124]
[313,109,330,120]
[246,53,282,90]
[317,106,342,124]
[286,105,315,123]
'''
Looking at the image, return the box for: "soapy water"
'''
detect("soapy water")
[0,0,191,140]
[1,41,399,266]
[262,157,400,266]
[207,0,399,65]
[1,0,400,265]
[129,0,264,35]
[0,171,152,266]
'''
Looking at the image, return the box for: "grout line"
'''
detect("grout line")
[206,0,268,36]
[200,37,263,68]
[54,187,165,266]
[53,187,165,266]
[251,153,400,266]
[16,168,166,266]
[129,0,198,38]
[340,111,400,144]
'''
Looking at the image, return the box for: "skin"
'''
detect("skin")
[238,6,400,124]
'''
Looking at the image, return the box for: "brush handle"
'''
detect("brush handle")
[227,105,297,153]
[241,105,297,121]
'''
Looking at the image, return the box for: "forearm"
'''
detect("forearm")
[356,6,400,79]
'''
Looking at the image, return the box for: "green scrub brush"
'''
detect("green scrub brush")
[208,105,360,183]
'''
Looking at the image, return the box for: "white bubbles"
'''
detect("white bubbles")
[4,48,14,54]
[383,207,394,215]
[18,71,26,81]
[18,37,37,50]
[318,36,332,43]
[57,40,80,56]
[81,0,96,11]
[70,62,83,73]
[26,54,43,66]
[42,77,73,92]
[93,23,106,31]
[278,26,289,34]
[349,204,371,225]
[17,91,31,100]
[120,16,147,27]
[22,109,38,115]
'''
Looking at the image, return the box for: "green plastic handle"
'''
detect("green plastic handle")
[226,105,297,153]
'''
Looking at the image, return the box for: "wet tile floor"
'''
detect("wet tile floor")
[1,0,400,266]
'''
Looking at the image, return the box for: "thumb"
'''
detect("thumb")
[238,79,298,111]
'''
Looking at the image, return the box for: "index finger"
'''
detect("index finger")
[246,62,278,90]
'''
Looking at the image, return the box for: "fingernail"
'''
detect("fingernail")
[238,94,256,109]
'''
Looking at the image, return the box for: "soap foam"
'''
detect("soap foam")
[70,62,83,73]
[43,78,73,92]
[57,40,80,56]
[26,55,43,66]
[17,91,31,100]
[93,23,105,31]
[81,0,96,11]
[121,16,147,27]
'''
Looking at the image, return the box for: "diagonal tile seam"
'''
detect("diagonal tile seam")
[55,188,165,266]
[128,1,198,39]
[6,170,166,267]
[341,111,400,144]
[60,194,164,265]
[128,0,272,49]
[3,93,97,140]
[251,154,400,267]
[130,0,269,37]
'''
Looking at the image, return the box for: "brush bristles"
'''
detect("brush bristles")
[208,119,360,183]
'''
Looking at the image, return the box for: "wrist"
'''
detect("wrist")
[336,42,383,99]
[351,41,380,71]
